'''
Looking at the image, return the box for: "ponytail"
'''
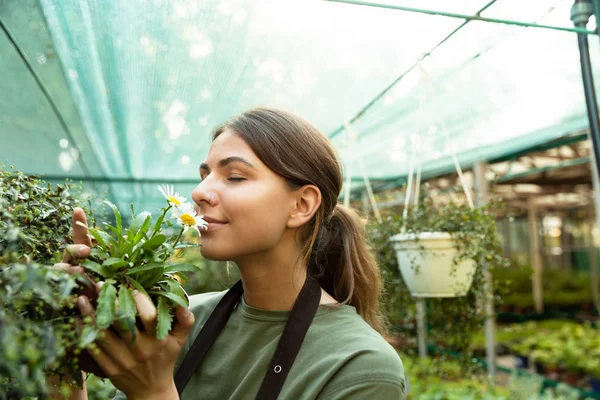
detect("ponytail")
[307,203,387,335]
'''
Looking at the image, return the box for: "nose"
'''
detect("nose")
[192,183,216,212]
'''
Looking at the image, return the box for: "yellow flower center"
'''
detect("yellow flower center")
[180,213,195,226]
[168,196,181,206]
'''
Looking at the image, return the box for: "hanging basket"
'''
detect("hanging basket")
[390,232,476,298]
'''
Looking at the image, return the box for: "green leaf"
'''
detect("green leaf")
[129,278,150,299]
[58,278,77,299]
[141,234,166,250]
[174,272,189,284]
[82,223,106,249]
[156,297,172,340]
[104,200,122,238]
[79,326,98,348]
[129,212,152,236]
[162,278,189,304]
[96,281,117,329]
[103,257,129,268]
[163,263,198,274]
[126,262,164,275]
[152,212,166,235]
[90,247,110,260]
[82,260,109,278]
[139,268,166,288]
[117,286,137,343]
[105,222,120,237]
[149,290,188,309]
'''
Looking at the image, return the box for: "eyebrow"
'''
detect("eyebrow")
[199,156,257,173]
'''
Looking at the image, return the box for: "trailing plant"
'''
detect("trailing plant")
[370,197,509,364]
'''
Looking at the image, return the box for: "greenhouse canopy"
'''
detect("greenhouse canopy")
[1,0,599,213]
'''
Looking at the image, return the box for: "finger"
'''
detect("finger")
[73,207,92,247]
[76,296,121,376]
[134,291,158,336]
[62,244,90,264]
[53,263,84,275]
[170,306,195,347]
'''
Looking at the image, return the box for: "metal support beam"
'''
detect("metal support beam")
[588,156,600,315]
[473,162,496,376]
[325,0,596,35]
[528,199,544,313]
[415,298,427,357]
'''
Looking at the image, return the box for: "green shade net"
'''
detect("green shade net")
[0,0,598,212]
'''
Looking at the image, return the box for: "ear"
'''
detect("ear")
[287,185,322,229]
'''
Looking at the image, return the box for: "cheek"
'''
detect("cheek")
[200,183,292,260]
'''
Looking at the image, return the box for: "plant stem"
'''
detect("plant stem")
[172,227,184,248]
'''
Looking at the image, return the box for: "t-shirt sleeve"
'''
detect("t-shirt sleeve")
[317,378,405,400]
[316,344,406,400]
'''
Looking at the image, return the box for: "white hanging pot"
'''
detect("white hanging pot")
[390,232,476,298]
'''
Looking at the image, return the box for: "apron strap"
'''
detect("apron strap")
[174,276,321,400]
[174,280,243,394]
[255,276,321,399]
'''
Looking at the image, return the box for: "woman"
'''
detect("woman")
[54,108,406,399]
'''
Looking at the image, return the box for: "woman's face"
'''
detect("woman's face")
[192,129,296,261]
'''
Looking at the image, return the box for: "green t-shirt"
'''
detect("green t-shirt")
[114,290,406,399]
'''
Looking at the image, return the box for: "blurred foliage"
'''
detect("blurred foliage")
[402,353,592,399]
[493,266,595,312]
[507,323,600,379]
[471,319,581,352]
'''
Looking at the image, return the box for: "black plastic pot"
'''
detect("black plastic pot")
[589,376,600,393]
[514,355,529,369]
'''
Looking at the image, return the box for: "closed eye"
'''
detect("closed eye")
[228,177,246,182]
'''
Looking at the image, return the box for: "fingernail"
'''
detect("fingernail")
[75,245,88,258]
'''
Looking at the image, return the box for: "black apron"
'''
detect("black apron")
[174,276,321,399]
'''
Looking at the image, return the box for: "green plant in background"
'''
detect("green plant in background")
[370,197,509,363]
[80,186,206,341]
[494,266,595,313]
[0,167,97,397]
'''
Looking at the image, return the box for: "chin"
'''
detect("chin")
[200,246,234,262]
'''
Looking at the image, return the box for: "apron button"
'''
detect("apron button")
[274,365,282,373]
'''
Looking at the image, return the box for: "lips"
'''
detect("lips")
[201,216,227,232]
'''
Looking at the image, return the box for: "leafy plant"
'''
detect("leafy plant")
[79,186,206,340]
[0,166,96,397]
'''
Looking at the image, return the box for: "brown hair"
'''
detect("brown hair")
[214,107,386,334]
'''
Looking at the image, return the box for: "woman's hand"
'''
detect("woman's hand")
[76,292,194,400]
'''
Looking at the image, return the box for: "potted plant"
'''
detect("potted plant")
[390,199,506,297]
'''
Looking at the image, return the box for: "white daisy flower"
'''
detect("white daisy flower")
[173,202,208,233]
[158,184,187,208]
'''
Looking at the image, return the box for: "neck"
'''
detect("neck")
[235,237,309,311]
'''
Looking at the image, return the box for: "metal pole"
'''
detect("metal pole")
[588,154,600,315]
[572,0,600,318]
[415,298,427,357]
[572,0,600,177]
[473,162,496,376]
[325,0,596,35]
